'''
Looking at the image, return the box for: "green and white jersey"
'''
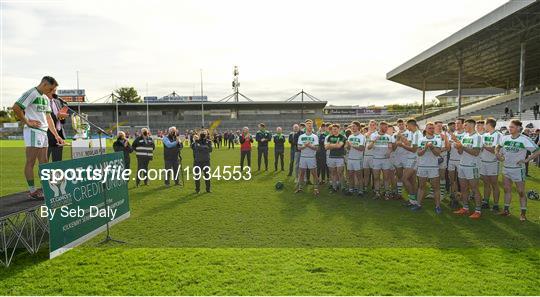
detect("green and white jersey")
[417,135,443,168]
[347,133,366,160]
[459,132,482,167]
[434,132,450,151]
[499,134,539,168]
[395,129,422,159]
[15,88,51,132]
[297,133,319,158]
[370,132,395,159]
[480,130,502,163]
[449,130,467,161]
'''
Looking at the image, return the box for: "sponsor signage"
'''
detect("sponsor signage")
[39,152,130,259]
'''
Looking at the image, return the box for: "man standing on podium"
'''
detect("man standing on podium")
[12,76,65,200]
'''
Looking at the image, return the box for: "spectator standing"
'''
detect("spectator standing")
[191,130,213,193]
[273,127,286,171]
[162,126,183,186]
[240,127,253,170]
[255,123,272,171]
[113,131,133,171]
[132,128,155,187]
[47,92,67,162]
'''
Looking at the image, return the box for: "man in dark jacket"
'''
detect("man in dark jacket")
[163,126,183,186]
[132,128,155,187]
[191,130,213,193]
[47,93,67,162]
[288,124,299,176]
[317,123,330,183]
[255,123,272,171]
[113,131,133,171]
[273,126,286,171]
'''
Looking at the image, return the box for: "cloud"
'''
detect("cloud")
[1,0,507,108]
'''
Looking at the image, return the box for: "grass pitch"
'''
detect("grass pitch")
[1,140,539,295]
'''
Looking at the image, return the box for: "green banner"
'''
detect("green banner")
[39,152,130,259]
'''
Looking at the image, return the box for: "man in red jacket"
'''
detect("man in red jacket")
[240,126,254,170]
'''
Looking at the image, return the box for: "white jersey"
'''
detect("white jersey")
[417,135,443,168]
[347,133,366,160]
[480,130,503,163]
[364,131,377,157]
[499,134,539,168]
[370,132,395,159]
[449,130,467,161]
[297,133,319,158]
[395,129,422,159]
[459,132,482,167]
[15,88,51,132]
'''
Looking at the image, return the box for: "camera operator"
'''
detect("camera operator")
[191,129,213,193]
[163,126,183,186]
[132,127,155,187]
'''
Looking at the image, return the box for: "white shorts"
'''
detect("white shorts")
[373,158,392,170]
[417,167,439,179]
[503,166,526,182]
[448,159,460,171]
[480,161,500,177]
[23,127,48,148]
[299,156,317,169]
[347,158,363,171]
[363,156,373,169]
[458,165,479,180]
[403,157,417,169]
[327,157,344,168]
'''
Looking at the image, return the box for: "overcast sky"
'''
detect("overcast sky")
[1,0,508,107]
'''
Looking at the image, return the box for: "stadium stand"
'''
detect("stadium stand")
[420,90,539,123]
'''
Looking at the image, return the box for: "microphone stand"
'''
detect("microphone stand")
[63,104,126,245]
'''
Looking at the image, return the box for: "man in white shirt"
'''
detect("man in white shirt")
[346,121,366,196]
[296,119,320,196]
[453,119,483,219]
[412,122,443,214]
[12,76,65,200]
[496,119,540,221]
[479,118,502,211]
[367,121,395,199]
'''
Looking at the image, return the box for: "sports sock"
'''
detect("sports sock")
[475,206,481,212]
[520,208,527,215]
[504,204,510,211]
[27,179,35,193]
[397,182,403,195]
[440,182,446,198]
[463,203,469,210]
